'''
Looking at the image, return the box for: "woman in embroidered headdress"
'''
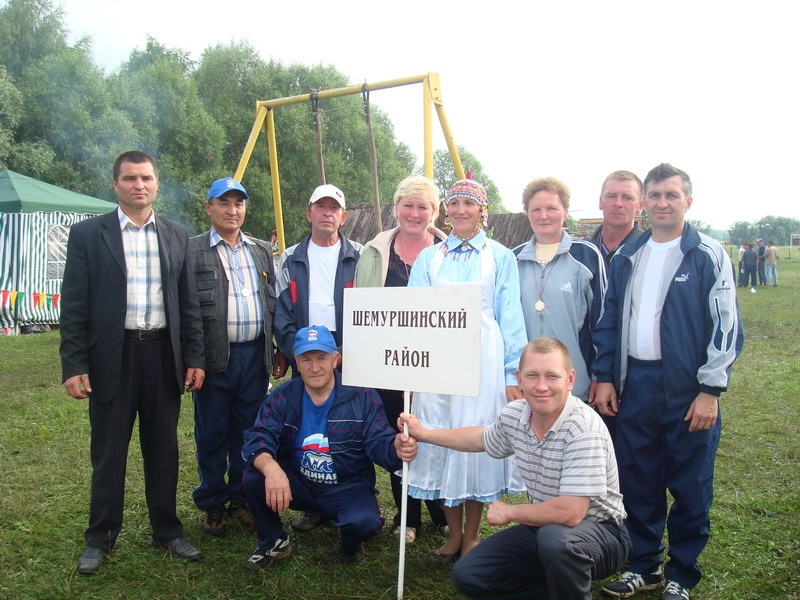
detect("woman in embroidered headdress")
[406,179,527,562]
[514,177,606,405]
[354,176,449,544]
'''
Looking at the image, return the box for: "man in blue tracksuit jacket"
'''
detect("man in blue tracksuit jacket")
[273,184,362,376]
[593,164,743,600]
[240,326,416,569]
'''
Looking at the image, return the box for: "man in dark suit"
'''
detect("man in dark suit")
[60,150,206,575]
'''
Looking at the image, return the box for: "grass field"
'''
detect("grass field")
[1,254,798,599]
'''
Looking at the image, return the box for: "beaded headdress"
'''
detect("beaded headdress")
[446,178,489,229]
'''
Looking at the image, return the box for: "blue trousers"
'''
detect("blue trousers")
[451,519,629,599]
[766,264,778,285]
[192,338,268,510]
[243,459,384,555]
[616,358,721,588]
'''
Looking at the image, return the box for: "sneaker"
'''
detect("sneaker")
[199,505,228,536]
[662,580,690,600]
[602,569,664,597]
[228,502,255,529]
[243,537,291,571]
[291,510,325,531]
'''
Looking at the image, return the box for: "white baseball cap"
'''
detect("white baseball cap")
[308,184,346,208]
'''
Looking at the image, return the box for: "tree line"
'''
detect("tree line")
[0,0,504,244]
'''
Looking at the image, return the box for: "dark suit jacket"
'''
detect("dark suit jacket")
[60,210,204,402]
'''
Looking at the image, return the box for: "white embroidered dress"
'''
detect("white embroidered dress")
[406,231,527,506]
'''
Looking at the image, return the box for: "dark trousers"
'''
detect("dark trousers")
[598,412,617,441]
[742,264,757,286]
[380,388,447,530]
[193,338,268,510]
[451,520,629,599]
[616,358,720,588]
[244,460,384,555]
[86,337,183,550]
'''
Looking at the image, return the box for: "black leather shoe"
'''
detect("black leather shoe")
[152,537,203,561]
[77,546,107,575]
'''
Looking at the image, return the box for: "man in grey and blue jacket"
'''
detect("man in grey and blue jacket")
[593,164,743,600]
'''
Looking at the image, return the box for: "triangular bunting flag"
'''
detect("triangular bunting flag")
[53,294,60,309]
[1,290,8,309]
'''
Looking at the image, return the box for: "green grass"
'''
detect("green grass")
[0,258,798,599]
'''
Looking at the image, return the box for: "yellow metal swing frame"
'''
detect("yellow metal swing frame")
[233,72,464,253]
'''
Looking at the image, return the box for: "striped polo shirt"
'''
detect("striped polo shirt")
[483,394,626,524]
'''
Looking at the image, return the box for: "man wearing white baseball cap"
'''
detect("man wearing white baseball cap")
[274,183,362,373]
[274,183,363,531]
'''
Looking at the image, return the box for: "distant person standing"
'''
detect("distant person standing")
[737,244,746,287]
[764,241,779,286]
[589,170,645,267]
[756,239,767,286]
[742,243,758,287]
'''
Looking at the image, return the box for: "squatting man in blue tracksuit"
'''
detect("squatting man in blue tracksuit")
[240,326,417,569]
[593,163,744,600]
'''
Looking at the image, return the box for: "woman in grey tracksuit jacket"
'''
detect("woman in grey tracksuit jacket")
[514,230,606,402]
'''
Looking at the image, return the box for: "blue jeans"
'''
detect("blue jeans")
[766,264,778,285]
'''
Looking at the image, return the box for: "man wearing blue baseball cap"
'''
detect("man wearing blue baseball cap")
[240,325,417,569]
[188,177,288,537]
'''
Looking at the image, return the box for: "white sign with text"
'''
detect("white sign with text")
[342,285,481,396]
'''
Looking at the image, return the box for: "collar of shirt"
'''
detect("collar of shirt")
[518,393,578,443]
[117,206,156,230]
[444,229,486,252]
[209,227,254,248]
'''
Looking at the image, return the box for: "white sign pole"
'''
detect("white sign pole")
[342,286,481,600]
[396,389,411,600]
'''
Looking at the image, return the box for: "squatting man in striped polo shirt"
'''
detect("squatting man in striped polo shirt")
[400,337,630,599]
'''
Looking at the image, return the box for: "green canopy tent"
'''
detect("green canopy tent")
[0,169,116,334]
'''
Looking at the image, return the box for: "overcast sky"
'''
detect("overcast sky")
[60,0,798,229]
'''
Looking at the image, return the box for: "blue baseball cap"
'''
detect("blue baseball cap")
[294,326,337,355]
[207,177,248,201]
